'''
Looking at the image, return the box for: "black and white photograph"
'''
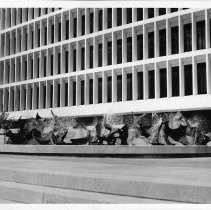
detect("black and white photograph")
[0,0,211,206]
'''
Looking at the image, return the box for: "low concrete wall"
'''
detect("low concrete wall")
[0,145,211,157]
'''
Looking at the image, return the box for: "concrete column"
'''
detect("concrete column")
[154,8,159,17]
[53,80,58,108]
[69,44,73,72]
[68,78,73,106]
[94,37,98,68]
[132,8,137,22]
[155,63,160,99]
[166,8,171,14]
[85,9,90,34]
[69,11,74,38]
[94,8,99,32]
[122,69,127,101]
[143,65,148,100]
[46,82,50,108]
[206,54,211,94]
[179,15,184,53]
[76,76,81,106]
[54,48,58,75]
[154,22,159,57]
[132,66,137,100]
[77,9,82,37]
[143,8,148,20]
[122,30,127,63]
[179,58,185,96]
[76,42,81,71]
[112,70,117,102]
[103,35,107,66]
[192,56,197,95]
[39,83,44,109]
[166,18,171,55]
[85,74,89,105]
[41,21,44,46]
[61,13,65,41]
[103,8,107,29]
[123,8,127,25]
[143,25,148,59]
[112,8,117,27]
[132,27,137,61]
[167,61,172,98]
[60,79,65,107]
[102,71,107,103]
[93,73,98,104]
[112,33,116,65]
[61,46,65,74]
[205,9,210,49]
[192,12,196,51]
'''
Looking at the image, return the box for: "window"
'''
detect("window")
[148,9,154,18]
[98,43,102,67]
[43,85,46,108]
[58,22,61,41]
[184,23,192,52]
[51,54,54,75]
[58,53,61,74]
[171,8,178,13]
[184,64,192,95]
[65,51,68,73]
[98,78,102,103]
[127,8,132,24]
[137,8,143,21]
[107,8,112,28]
[159,29,166,56]
[117,8,122,26]
[90,45,93,68]
[81,47,85,70]
[51,23,54,43]
[89,79,93,104]
[117,39,122,64]
[57,84,60,107]
[99,10,103,31]
[90,12,94,33]
[107,41,112,65]
[81,80,84,105]
[159,8,166,16]
[137,34,143,60]
[172,66,179,96]
[117,75,122,102]
[65,83,68,106]
[73,81,76,105]
[196,20,205,50]
[148,32,154,58]
[160,68,167,98]
[107,76,112,102]
[73,18,77,37]
[44,56,46,77]
[127,37,132,62]
[197,62,207,94]
[73,49,76,72]
[82,14,85,35]
[171,26,179,54]
[127,73,132,100]
[148,70,155,99]
[66,19,69,40]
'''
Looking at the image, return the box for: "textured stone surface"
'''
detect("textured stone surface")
[0,154,211,203]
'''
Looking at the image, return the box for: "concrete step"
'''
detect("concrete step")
[0,166,201,203]
[0,180,177,204]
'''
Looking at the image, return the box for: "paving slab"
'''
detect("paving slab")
[0,154,210,203]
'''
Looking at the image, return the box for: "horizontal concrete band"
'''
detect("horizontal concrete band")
[0,167,208,203]
[0,145,211,155]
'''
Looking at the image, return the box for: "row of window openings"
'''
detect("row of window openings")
[1,8,60,30]
[0,8,184,56]
[2,62,207,111]
[1,19,207,63]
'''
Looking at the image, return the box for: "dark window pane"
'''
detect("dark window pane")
[172,66,179,96]
[148,70,155,99]
[51,54,53,75]
[137,8,143,21]
[117,8,122,26]
[51,24,54,43]
[107,76,112,102]
[107,8,112,28]
[43,85,46,108]
[127,8,132,24]
[98,43,102,67]
[171,26,179,54]
[159,29,166,56]
[148,8,154,18]
[171,8,178,13]
[65,51,68,73]
[65,83,68,106]
[58,52,60,74]
[127,37,132,62]
[148,32,154,58]
[98,78,102,103]
[197,20,205,50]
[137,71,143,99]
[44,56,46,77]
[117,39,122,64]
[127,73,132,101]
[82,15,85,35]
[117,75,122,102]
[90,45,93,68]
[73,18,77,37]
[159,8,166,16]
[89,79,93,104]
[66,19,69,40]
[107,41,112,65]
[184,23,192,52]
[73,81,76,105]
[160,68,167,98]
[137,34,143,60]
[197,62,207,94]
[73,49,76,72]
[58,22,61,41]
[57,84,60,107]
[81,80,84,105]
[81,47,85,70]
[90,12,94,33]
[184,64,192,95]
[99,9,103,31]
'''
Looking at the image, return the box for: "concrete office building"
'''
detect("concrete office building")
[0,8,211,118]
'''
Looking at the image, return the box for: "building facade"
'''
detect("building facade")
[0,8,211,118]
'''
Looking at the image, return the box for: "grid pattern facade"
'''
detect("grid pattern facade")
[0,8,211,118]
